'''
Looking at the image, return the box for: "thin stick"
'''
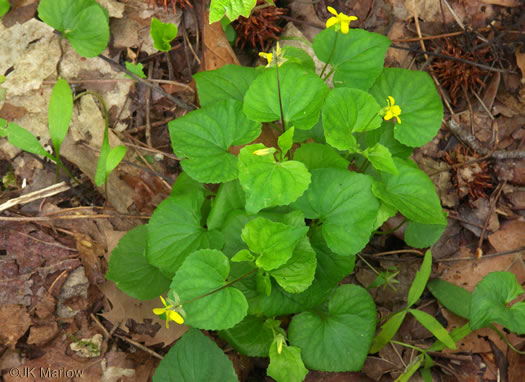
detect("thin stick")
[145,62,153,147]
[476,180,506,255]
[412,0,428,61]
[114,334,164,360]
[0,181,70,213]
[97,54,196,110]
[389,45,511,73]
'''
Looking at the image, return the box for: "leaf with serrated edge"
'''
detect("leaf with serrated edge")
[238,144,311,214]
[313,28,390,90]
[147,191,224,278]
[243,64,329,130]
[170,100,261,183]
[372,158,446,225]
[292,168,379,256]
[404,219,447,249]
[269,236,316,293]
[170,249,248,330]
[241,216,308,271]
[209,0,256,23]
[363,143,398,175]
[267,342,308,382]
[322,88,382,152]
[369,68,443,147]
[194,65,260,107]
[293,143,349,171]
[219,316,274,357]
[288,285,376,371]
[150,17,178,52]
[469,271,525,334]
[106,225,170,300]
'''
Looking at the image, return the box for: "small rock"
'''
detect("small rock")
[56,267,89,318]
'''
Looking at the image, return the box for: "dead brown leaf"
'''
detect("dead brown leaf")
[488,219,525,252]
[98,281,187,347]
[482,0,520,6]
[201,12,239,71]
[27,322,59,346]
[0,304,31,348]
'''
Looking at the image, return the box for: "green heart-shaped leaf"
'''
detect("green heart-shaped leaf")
[313,28,390,90]
[194,65,260,107]
[241,217,308,271]
[170,249,248,330]
[267,342,308,382]
[150,17,178,52]
[369,68,444,147]
[238,144,311,214]
[219,315,275,357]
[293,143,349,171]
[243,64,329,130]
[38,0,109,57]
[106,225,170,300]
[289,284,376,371]
[292,168,379,256]
[372,158,446,225]
[269,236,317,294]
[322,87,382,152]
[469,271,525,334]
[169,100,261,183]
[153,328,238,382]
[147,191,224,278]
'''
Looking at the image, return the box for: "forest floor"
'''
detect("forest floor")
[0,0,524,381]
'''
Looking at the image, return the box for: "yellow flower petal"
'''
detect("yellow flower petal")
[167,310,185,325]
[387,96,395,107]
[396,116,401,124]
[392,105,401,116]
[327,6,338,16]
[384,110,394,120]
[326,17,338,28]
[341,21,350,34]
[159,295,168,306]
[153,308,167,315]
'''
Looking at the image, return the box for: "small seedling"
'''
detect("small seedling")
[1,79,77,183]
[37,0,109,57]
[150,17,178,52]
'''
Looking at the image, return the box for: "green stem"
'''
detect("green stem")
[390,340,427,354]
[357,253,380,276]
[322,67,336,81]
[374,217,407,235]
[319,33,338,78]
[275,60,286,133]
[56,158,81,185]
[177,268,258,307]
[489,324,525,355]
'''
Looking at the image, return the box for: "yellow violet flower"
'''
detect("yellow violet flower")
[259,42,284,68]
[153,296,184,328]
[326,6,358,34]
[259,52,273,67]
[384,96,402,124]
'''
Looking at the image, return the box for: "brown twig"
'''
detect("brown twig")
[476,180,506,256]
[389,45,512,74]
[97,54,196,110]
